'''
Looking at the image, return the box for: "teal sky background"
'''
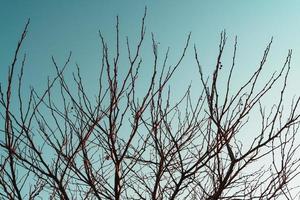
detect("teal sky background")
[2,0,300,94]
[1,0,300,197]
[1,0,300,147]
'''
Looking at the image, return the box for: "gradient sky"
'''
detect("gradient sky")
[1,0,300,197]
[1,2,300,133]
[1,0,300,146]
[2,0,300,93]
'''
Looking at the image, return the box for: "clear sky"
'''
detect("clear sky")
[1,1,300,198]
[2,0,300,94]
[2,0,300,148]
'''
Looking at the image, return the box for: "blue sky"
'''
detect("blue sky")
[1,1,300,197]
[1,1,300,129]
[2,1,300,91]
[1,0,300,136]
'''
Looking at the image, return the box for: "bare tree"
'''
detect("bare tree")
[1,10,300,200]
